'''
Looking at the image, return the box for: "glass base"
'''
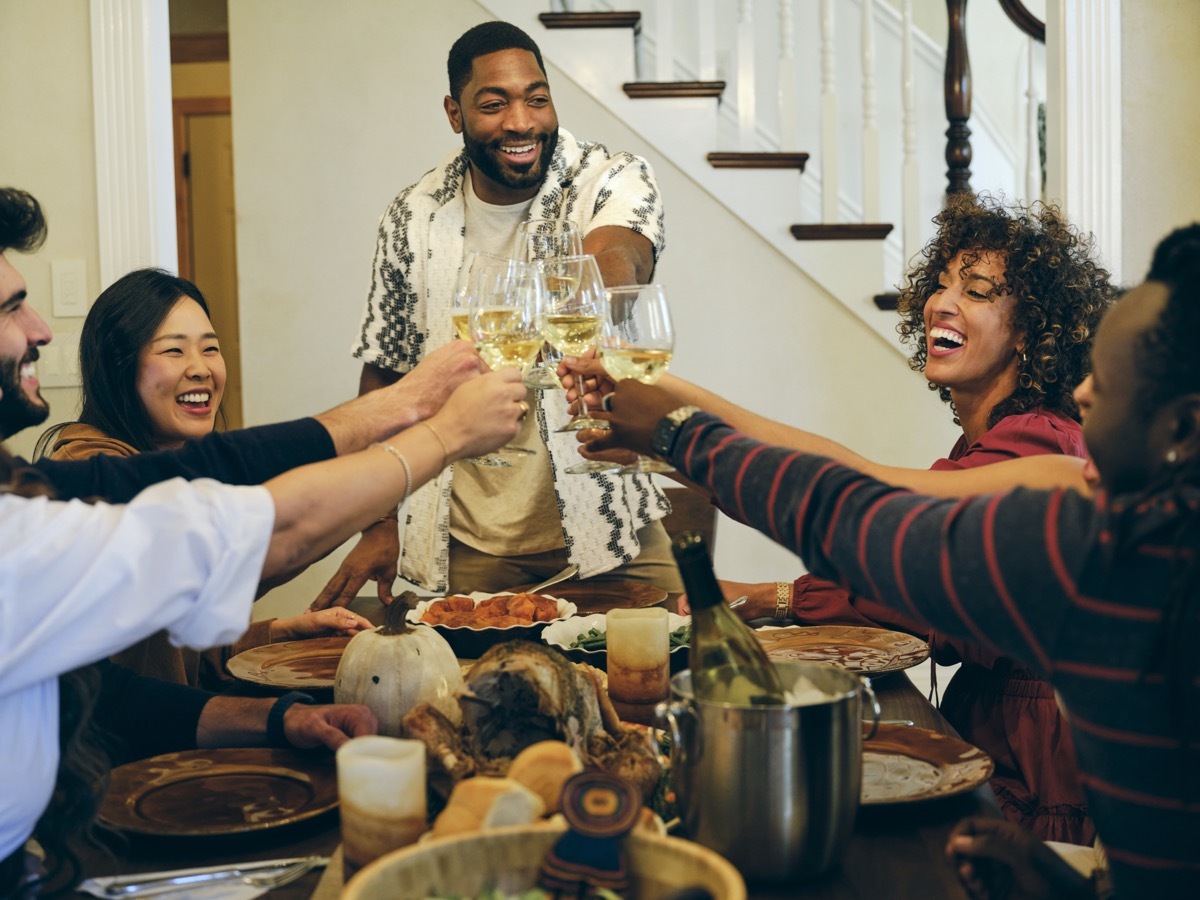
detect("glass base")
[565,459,623,475]
[524,366,562,390]
[555,416,610,434]
[618,457,675,475]
[459,454,512,468]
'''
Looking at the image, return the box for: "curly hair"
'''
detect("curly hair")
[0,187,47,254]
[896,193,1115,428]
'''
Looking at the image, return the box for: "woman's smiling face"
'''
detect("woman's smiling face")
[135,297,225,450]
[922,249,1023,404]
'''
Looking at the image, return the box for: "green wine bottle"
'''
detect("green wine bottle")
[672,531,787,705]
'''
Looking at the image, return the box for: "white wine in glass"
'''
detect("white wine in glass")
[452,251,515,342]
[518,219,583,389]
[598,284,676,475]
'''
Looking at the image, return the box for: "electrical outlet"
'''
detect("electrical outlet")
[51,260,89,318]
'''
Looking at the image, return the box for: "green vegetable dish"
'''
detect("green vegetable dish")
[568,624,691,652]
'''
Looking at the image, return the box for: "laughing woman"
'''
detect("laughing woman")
[35,269,372,688]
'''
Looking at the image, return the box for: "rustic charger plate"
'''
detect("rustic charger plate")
[755,625,929,675]
[861,724,993,805]
[226,636,351,691]
[100,748,338,836]
[512,580,668,615]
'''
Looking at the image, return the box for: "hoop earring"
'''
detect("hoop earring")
[1166,449,1180,464]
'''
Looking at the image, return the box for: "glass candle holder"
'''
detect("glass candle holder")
[337,736,427,880]
[605,607,670,726]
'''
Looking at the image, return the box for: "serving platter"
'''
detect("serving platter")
[406,592,576,657]
[755,625,930,676]
[861,724,993,805]
[542,612,691,673]
[100,748,338,836]
[511,579,668,615]
[226,636,351,691]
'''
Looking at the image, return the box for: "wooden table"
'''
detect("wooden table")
[69,670,995,899]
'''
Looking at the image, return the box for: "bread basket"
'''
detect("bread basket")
[342,823,746,899]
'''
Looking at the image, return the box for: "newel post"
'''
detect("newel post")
[944,0,972,195]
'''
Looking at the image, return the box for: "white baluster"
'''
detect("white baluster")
[1025,37,1041,202]
[698,0,717,82]
[820,0,839,221]
[778,0,797,150]
[901,0,921,265]
[655,0,675,83]
[737,0,756,151]
[861,0,879,221]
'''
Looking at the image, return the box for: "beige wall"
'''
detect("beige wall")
[1121,0,1200,279]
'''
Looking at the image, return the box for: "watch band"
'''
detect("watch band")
[267,691,316,747]
[774,581,792,621]
[651,405,701,460]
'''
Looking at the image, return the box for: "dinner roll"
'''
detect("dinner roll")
[430,777,545,838]
[507,740,584,814]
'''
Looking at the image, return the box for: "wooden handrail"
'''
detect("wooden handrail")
[998,0,1046,43]
[944,0,972,195]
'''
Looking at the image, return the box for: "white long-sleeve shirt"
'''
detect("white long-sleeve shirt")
[0,478,274,860]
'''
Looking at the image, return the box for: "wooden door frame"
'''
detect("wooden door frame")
[172,96,231,280]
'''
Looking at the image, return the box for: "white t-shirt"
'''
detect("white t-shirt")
[0,478,275,861]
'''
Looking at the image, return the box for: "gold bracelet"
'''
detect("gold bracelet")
[374,441,413,506]
[418,420,450,470]
[774,581,792,621]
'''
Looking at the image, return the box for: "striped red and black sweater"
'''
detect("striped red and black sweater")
[672,411,1199,899]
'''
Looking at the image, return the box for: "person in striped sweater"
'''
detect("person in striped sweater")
[588,224,1200,898]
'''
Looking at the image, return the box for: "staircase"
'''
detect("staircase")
[479,0,1040,354]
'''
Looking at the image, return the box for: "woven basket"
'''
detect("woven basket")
[342,823,746,899]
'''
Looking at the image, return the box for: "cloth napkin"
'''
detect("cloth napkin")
[77,858,307,900]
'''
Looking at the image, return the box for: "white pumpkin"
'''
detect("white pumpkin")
[334,595,463,736]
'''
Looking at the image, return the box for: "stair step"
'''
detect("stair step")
[538,11,641,31]
[873,292,901,311]
[623,81,725,100]
[707,152,809,171]
[790,223,895,241]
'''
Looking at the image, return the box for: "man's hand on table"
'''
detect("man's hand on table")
[311,517,400,610]
[946,817,1095,900]
[270,607,373,640]
[283,703,378,752]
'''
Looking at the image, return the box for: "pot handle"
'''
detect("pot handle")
[656,698,694,770]
[860,676,881,740]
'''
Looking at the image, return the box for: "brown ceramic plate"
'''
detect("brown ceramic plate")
[511,580,668,615]
[226,636,351,691]
[754,625,929,675]
[100,748,338,836]
[861,724,994,805]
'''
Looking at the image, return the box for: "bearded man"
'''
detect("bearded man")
[320,21,680,606]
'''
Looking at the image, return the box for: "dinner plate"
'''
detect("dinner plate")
[406,592,577,658]
[861,724,993,805]
[542,612,691,673]
[226,636,351,691]
[754,625,930,675]
[511,580,668,615]
[100,748,338,836]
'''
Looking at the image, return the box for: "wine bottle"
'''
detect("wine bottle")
[672,531,787,705]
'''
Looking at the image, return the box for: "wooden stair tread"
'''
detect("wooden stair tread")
[707,152,809,170]
[873,293,901,311]
[538,12,641,30]
[790,223,894,240]
[623,81,725,99]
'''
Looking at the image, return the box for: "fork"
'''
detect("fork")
[101,856,326,897]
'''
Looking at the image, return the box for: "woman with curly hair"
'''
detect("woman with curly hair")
[561,193,1115,844]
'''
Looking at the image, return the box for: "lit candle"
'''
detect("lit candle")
[605,607,670,726]
[337,736,427,879]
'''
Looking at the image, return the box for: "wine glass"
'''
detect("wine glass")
[452,251,516,343]
[598,284,675,475]
[517,219,583,389]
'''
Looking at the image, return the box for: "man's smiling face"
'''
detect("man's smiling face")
[444,48,559,205]
[0,253,52,438]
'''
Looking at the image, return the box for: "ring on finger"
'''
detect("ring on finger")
[517,400,530,419]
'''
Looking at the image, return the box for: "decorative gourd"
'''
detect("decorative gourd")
[334,593,464,736]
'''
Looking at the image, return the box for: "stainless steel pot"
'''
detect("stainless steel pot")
[657,661,880,883]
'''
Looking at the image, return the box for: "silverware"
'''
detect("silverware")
[526,563,579,594]
[728,595,748,610]
[878,719,915,727]
[100,856,327,897]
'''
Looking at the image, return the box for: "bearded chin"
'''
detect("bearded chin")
[465,129,559,193]
[0,371,48,438]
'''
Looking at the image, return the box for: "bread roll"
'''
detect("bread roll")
[430,777,545,838]
[507,741,584,814]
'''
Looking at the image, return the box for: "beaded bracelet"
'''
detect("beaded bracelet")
[375,441,414,507]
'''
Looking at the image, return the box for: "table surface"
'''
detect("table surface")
[70,667,995,900]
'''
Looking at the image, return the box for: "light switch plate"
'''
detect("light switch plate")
[51,259,88,318]
[38,331,80,388]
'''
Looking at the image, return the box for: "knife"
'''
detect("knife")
[99,856,328,897]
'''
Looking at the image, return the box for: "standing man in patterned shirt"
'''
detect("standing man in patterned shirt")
[314,21,680,605]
